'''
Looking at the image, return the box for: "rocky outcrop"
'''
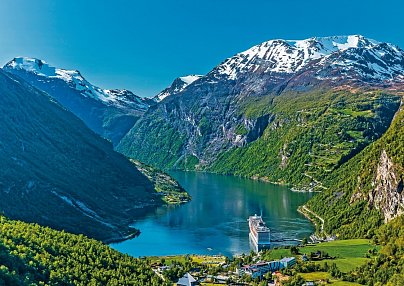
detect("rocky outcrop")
[368,150,404,222]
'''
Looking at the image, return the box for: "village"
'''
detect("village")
[150,253,297,286]
[148,236,378,286]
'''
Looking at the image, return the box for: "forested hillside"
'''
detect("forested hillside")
[306,97,404,238]
[0,69,163,242]
[0,216,164,286]
[209,89,400,190]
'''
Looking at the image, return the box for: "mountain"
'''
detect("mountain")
[117,35,404,188]
[208,35,404,93]
[3,57,152,145]
[154,75,202,101]
[0,68,182,242]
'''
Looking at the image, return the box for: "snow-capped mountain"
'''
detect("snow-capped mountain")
[3,57,151,145]
[154,75,202,101]
[203,35,404,94]
[118,35,404,175]
[4,57,150,110]
[212,35,378,78]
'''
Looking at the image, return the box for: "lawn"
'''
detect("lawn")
[191,255,226,266]
[299,272,365,285]
[149,254,225,267]
[328,280,363,286]
[300,272,330,281]
[266,239,379,273]
[300,239,379,272]
[317,257,370,273]
[301,239,377,259]
[262,248,292,260]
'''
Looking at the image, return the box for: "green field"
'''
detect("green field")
[300,272,330,280]
[299,272,363,285]
[149,254,225,267]
[266,239,379,273]
[302,239,377,257]
[328,281,363,286]
[301,239,379,273]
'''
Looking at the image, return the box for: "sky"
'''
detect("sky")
[0,0,403,97]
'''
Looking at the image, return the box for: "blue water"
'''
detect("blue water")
[111,172,315,257]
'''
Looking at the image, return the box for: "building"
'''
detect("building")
[177,272,197,286]
[237,262,270,279]
[279,257,296,268]
[236,257,296,279]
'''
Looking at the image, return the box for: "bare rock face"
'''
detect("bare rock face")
[279,143,290,169]
[368,150,404,222]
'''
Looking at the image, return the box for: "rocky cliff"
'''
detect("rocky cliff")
[369,149,404,222]
[307,98,404,237]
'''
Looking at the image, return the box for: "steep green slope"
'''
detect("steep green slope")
[131,160,191,204]
[209,90,400,189]
[306,98,404,238]
[0,70,162,242]
[123,88,400,191]
[0,216,164,286]
[118,104,186,169]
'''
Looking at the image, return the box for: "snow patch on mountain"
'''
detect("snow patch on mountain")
[155,74,202,101]
[180,75,202,85]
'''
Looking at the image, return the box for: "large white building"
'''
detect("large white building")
[236,257,296,279]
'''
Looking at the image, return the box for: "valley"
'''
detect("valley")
[0,68,187,243]
[0,33,403,286]
[110,171,315,257]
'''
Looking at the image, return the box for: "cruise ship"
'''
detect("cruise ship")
[248,214,271,251]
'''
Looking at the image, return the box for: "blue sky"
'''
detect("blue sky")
[0,0,402,97]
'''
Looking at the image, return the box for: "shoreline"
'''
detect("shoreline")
[105,229,141,244]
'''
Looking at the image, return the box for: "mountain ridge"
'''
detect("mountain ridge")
[118,35,404,169]
[0,68,169,242]
[3,57,152,145]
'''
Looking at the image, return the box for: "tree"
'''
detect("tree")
[290,246,299,255]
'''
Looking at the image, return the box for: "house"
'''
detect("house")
[177,272,197,286]
[214,275,230,283]
[157,265,170,273]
